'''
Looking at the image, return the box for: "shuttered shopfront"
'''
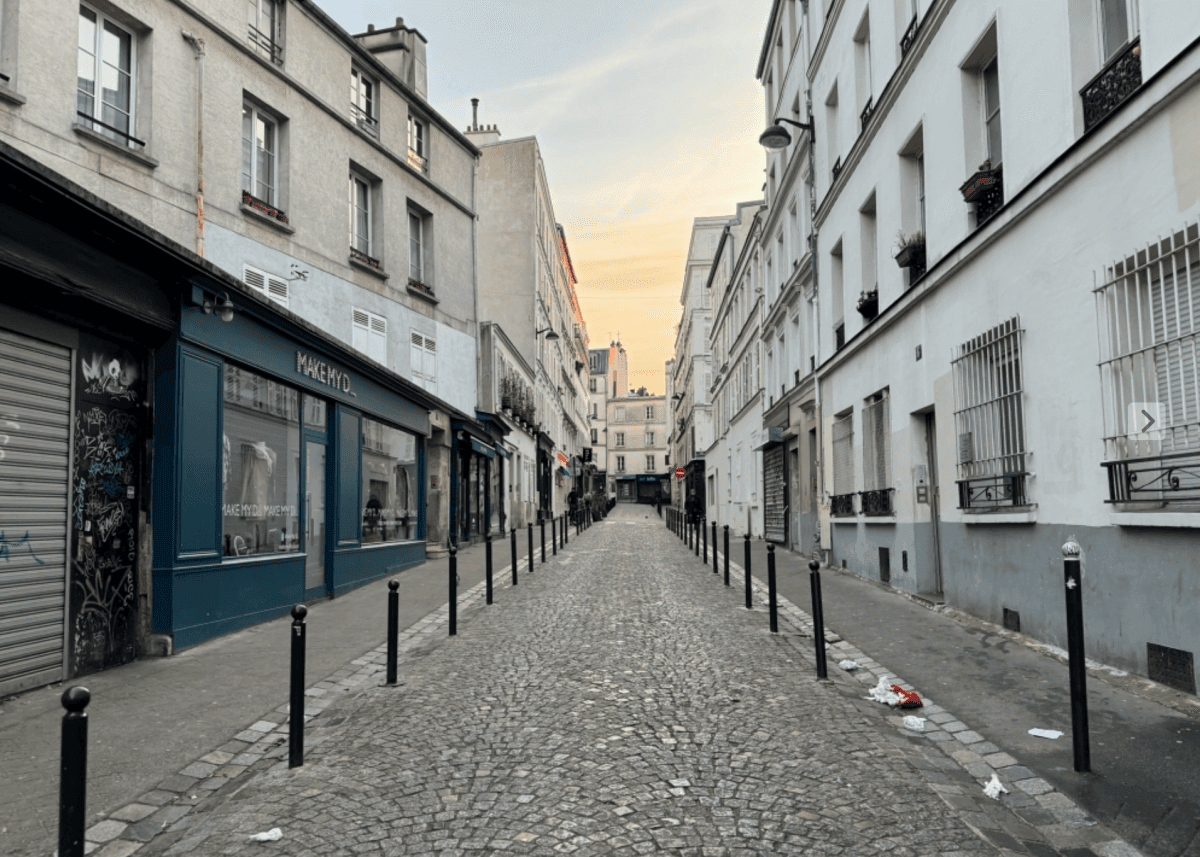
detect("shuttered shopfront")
[0,327,72,697]
[763,444,788,543]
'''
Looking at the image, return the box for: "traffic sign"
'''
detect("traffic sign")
[674,466,686,479]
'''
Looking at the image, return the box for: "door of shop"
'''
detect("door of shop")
[304,440,327,597]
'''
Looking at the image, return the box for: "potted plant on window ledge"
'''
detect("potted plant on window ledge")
[856,287,879,318]
[959,159,999,202]
[894,229,926,272]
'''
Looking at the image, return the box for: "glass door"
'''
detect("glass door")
[305,440,326,593]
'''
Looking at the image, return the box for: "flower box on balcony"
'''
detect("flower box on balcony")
[894,230,925,271]
[959,163,999,203]
[856,289,878,318]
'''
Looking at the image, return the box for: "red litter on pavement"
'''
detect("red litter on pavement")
[891,685,924,708]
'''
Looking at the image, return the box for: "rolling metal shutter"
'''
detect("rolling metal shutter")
[0,327,71,697]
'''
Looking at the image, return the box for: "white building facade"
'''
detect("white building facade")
[609,394,670,503]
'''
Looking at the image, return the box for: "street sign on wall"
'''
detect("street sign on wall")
[674,466,686,479]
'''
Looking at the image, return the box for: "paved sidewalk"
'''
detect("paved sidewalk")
[0,514,579,857]
[71,506,1138,856]
[675,521,1200,857]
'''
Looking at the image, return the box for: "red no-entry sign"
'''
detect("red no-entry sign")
[674,467,686,479]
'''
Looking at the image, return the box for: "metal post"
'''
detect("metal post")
[289,604,306,768]
[563,514,568,545]
[743,533,752,609]
[485,535,493,605]
[386,580,399,684]
[702,518,708,564]
[1063,539,1091,773]
[695,518,700,557]
[58,686,90,857]
[713,521,718,574]
[511,527,518,586]
[724,525,730,586]
[768,544,778,633]
[809,559,828,680]
[552,513,558,555]
[528,523,534,575]
[448,545,458,636]
[541,519,546,563]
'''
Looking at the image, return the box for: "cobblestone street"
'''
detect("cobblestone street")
[114,506,1135,856]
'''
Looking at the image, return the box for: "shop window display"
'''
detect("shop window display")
[361,416,419,543]
[222,366,300,557]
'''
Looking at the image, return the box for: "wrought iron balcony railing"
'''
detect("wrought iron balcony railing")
[1102,449,1200,503]
[248,25,283,64]
[1081,38,1142,132]
[859,488,894,516]
[831,492,856,517]
[351,104,378,135]
[831,156,843,182]
[974,168,1004,226]
[407,148,429,174]
[350,246,383,272]
[241,190,288,224]
[900,13,920,58]
[860,97,875,134]
[956,473,1028,510]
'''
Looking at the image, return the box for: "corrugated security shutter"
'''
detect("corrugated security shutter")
[0,328,70,696]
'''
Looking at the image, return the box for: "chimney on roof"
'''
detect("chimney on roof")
[471,98,479,131]
[464,99,501,145]
[353,17,427,99]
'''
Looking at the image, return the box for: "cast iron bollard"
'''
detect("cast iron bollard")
[767,544,778,633]
[449,545,458,636]
[528,523,534,575]
[702,518,708,564]
[713,521,718,574]
[724,525,730,586]
[743,533,752,609]
[511,527,518,586]
[541,519,546,563]
[289,604,306,768]
[552,513,558,555]
[809,559,828,680]
[563,514,568,545]
[485,535,493,605]
[58,686,90,857]
[386,579,400,684]
[1063,539,1091,773]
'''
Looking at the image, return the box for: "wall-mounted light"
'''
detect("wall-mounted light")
[759,117,813,150]
[202,292,235,323]
[535,327,560,341]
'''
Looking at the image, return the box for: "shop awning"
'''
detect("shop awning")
[559,466,570,476]
[470,438,495,458]
[494,445,512,459]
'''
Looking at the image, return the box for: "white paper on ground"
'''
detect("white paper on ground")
[1029,728,1064,739]
[903,715,926,731]
[838,660,859,671]
[983,773,1009,799]
[250,828,284,842]
[867,676,901,706]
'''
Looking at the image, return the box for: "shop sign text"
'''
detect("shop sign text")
[296,351,353,394]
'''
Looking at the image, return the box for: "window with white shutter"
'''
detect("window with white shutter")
[243,264,289,308]
[410,331,437,394]
[351,308,387,365]
[861,391,890,492]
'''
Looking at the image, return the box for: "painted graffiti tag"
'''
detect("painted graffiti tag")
[0,530,45,564]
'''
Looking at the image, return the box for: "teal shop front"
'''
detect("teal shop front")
[152,282,430,649]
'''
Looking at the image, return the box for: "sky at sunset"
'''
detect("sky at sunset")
[323,0,772,393]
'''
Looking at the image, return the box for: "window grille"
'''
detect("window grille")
[1095,221,1200,504]
[861,391,890,491]
[832,412,854,496]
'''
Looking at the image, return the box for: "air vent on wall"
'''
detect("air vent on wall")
[1147,643,1196,695]
[1003,608,1021,633]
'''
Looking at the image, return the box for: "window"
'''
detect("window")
[590,428,598,444]
[854,12,873,127]
[917,154,926,234]
[589,377,597,393]
[361,417,419,544]
[350,67,376,134]
[952,317,1028,509]
[591,403,598,418]
[352,308,387,366]
[77,5,136,146]
[646,455,655,471]
[410,331,437,394]
[645,430,655,446]
[645,405,655,420]
[408,206,430,286]
[242,105,277,205]
[831,411,855,514]
[349,173,372,256]
[615,406,625,421]
[243,264,288,309]
[1100,0,1134,60]
[983,57,1002,166]
[247,0,281,63]
[616,455,626,473]
[861,390,891,492]
[615,432,625,447]
[407,114,427,173]
[222,365,300,557]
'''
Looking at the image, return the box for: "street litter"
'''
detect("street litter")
[838,660,859,671]
[867,677,902,706]
[983,774,1009,799]
[1029,728,1063,740]
[903,715,926,731]
[891,684,924,708]
[250,828,283,842]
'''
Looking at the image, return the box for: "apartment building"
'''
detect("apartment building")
[609,393,670,504]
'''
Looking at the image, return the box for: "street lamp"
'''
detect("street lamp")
[536,327,560,341]
[202,292,235,323]
[759,117,812,150]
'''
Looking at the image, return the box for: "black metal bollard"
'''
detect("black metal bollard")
[552,513,558,555]
[541,519,546,563]
[563,514,568,545]
[528,523,534,575]
[768,544,778,633]
[724,525,730,586]
[449,545,458,636]
[695,519,700,557]
[511,527,518,586]
[289,604,306,768]
[713,521,718,574]
[809,559,828,680]
[485,535,493,605]
[386,580,400,684]
[702,518,708,564]
[58,686,90,857]
[1063,539,1091,773]
[743,533,752,609]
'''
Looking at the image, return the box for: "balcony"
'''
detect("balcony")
[860,488,894,516]
[1102,449,1200,504]
[351,104,378,136]
[407,147,429,174]
[961,164,1003,227]
[241,190,288,224]
[831,156,843,182]
[900,13,920,58]
[831,492,856,517]
[859,97,874,134]
[349,246,383,273]
[835,323,846,351]
[1081,38,1142,132]
[248,25,283,64]
[856,288,878,320]
[956,473,1028,510]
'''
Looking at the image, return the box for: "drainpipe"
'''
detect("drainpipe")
[181,31,205,257]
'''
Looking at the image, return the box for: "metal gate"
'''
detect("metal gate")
[764,444,787,543]
[0,327,72,697]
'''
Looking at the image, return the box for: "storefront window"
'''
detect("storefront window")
[222,366,300,557]
[361,416,419,543]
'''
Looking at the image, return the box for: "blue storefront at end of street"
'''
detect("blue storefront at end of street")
[151,278,432,650]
